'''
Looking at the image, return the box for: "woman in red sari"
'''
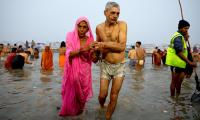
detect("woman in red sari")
[59,17,96,116]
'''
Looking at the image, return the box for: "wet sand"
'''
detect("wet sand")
[0,53,200,120]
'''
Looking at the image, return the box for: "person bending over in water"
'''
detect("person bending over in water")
[12,50,32,69]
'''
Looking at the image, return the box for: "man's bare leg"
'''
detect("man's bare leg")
[106,77,124,120]
[170,71,177,97]
[99,78,110,108]
[176,72,185,95]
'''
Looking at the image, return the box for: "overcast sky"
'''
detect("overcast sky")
[0,0,199,46]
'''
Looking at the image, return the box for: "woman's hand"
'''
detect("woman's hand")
[79,46,90,53]
[79,42,96,53]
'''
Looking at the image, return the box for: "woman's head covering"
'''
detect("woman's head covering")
[44,45,50,52]
[67,16,94,50]
[75,16,93,37]
[65,16,94,61]
[41,45,53,70]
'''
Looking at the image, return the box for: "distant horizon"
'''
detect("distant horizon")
[1,39,199,48]
[1,39,170,46]
[1,0,199,47]
[2,40,200,50]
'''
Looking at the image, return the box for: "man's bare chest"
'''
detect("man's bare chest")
[100,28,120,42]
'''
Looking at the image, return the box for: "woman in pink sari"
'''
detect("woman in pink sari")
[59,17,96,116]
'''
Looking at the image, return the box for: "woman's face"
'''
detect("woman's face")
[45,46,50,52]
[77,21,89,38]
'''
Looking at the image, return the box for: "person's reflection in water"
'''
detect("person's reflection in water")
[8,69,31,80]
[171,98,184,120]
[191,103,200,119]
[40,70,53,83]
[132,70,144,92]
[170,95,196,120]
[96,106,107,120]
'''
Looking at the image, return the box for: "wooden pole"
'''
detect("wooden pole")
[178,0,184,20]
[178,0,199,83]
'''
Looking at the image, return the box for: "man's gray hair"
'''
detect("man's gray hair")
[105,1,120,11]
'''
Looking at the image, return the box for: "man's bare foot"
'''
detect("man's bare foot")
[170,95,175,99]
[105,113,111,120]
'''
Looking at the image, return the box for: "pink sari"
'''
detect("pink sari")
[59,17,94,116]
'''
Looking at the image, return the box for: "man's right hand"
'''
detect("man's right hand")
[91,42,105,51]
[188,61,197,67]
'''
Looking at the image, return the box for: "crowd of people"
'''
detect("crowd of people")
[1,1,200,120]
[1,43,35,69]
[128,42,199,69]
[151,47,167,66]
[0,39,68,71]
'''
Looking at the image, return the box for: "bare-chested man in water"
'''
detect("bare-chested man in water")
[92,2,127,120]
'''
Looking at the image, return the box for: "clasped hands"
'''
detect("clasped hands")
[78,41,104,54]
[89,41,104,51]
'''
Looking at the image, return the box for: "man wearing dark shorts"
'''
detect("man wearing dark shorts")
[166,20,196,97]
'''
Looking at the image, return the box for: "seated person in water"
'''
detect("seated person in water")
[4,48,17,69]
[41,46,53,70]
[12,50,32,69]
[34,48,39,59]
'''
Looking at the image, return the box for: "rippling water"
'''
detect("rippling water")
[0,53,200,120]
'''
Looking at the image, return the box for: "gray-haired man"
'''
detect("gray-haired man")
[93,1,127,120]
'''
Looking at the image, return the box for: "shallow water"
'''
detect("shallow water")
[0,53,200,120]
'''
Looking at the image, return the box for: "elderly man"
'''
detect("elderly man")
[93,1,127,120]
